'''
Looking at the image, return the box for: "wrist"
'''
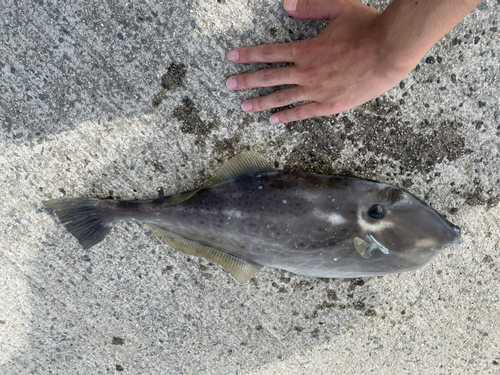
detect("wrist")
[376,0,482,78]
[375,4,430,79]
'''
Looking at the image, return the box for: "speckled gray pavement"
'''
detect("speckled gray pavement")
[1,0,499,374]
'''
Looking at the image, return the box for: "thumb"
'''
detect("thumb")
[284,0,345,21]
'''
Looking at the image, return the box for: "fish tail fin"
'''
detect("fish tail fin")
[43,198,113,249]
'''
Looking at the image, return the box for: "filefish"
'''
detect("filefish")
[43,153,461,284]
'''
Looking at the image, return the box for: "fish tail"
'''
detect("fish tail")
[43,198,113,249]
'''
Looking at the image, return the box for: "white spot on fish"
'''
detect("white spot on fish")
[332,199,335,202]
[326,213,345,225]
[314,212,346,226]
[282,200,287,204]
[258,185,263,190]
[223,209,242,218]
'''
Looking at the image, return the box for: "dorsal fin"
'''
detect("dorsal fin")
[160,189,199,206]
[147,224,262,284]
[161,152,274,206]
[202,152,274,188]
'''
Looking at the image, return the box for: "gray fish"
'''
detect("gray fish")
[43,153,461,284]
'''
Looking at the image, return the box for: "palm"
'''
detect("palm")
[226,0,407,123]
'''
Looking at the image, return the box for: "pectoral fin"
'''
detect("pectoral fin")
[354,237,371,259]
[147,224,262,284]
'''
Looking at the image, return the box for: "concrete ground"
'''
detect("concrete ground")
[1,0,499,374]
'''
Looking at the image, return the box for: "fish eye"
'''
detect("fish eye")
[368,205,385,220]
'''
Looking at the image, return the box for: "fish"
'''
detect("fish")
[43,153,461,284]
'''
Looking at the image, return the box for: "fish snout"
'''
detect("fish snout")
[451,224,461,246]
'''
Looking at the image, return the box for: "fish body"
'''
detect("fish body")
[44,153,461,283]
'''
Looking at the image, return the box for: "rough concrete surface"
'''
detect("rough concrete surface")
[0,0,499,374]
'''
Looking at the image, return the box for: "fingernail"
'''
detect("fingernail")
[242,101,253,111]
[284,0,297,12]
[228,50,239,61]
[226,78,237,89]
[270,114,280,123]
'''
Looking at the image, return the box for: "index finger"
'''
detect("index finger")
[228,43,296,64]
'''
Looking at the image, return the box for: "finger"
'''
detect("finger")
[241,87,306,113]
[226,66,297,91]
[228,43,296,64]
[270,102,335,123]
[284,0,344,21]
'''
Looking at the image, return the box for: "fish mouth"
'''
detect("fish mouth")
[451,224,461,246]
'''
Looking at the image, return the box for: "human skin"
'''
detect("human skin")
[226,0,483,124]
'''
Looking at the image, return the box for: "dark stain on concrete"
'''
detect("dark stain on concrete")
[310,327,320,337]
[353,300,366,310]
[326,289,338,301]
[161,63,187,90]
[212,114,255,157]
[347,278,366,291]
[112,337,125,345]
[316,301,336,310]
[173,97,218,146]
[453,183,500,209]
[282,98,470,183]
[482,255,493,263]
[283,116,344,175]
[152,62,187,108]
[353,105,469,175]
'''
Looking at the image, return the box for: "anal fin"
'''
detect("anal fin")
[147,224,262,284]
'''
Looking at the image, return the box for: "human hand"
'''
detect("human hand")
[226,0,409,124]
